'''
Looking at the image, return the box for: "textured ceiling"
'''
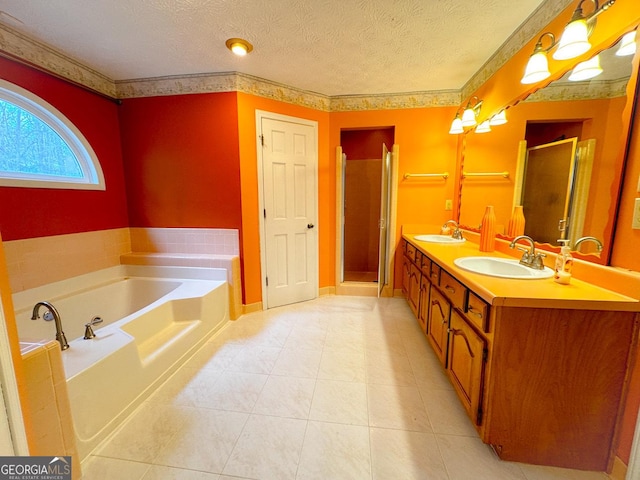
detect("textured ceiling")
[0,0,550,96]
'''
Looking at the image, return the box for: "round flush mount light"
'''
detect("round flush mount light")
[225,38,253,56]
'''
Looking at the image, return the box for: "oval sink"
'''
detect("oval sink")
[414,234,465,244]
[454,256,554,279]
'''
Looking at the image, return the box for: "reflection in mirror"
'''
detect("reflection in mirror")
[517,138,578,245]
[459,30,638,263]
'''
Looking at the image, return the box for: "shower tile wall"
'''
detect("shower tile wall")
[3,228,131,292]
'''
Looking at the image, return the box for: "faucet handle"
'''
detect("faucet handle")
[531,252,547,270]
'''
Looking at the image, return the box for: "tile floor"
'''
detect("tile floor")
[81,296,611,480]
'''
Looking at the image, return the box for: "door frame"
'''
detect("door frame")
[255,110,319,309]
[335,144,399,297]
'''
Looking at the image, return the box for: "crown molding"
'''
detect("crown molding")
[0,0,582,112]
[0,22,116,97]
[461,0,574,100]
[525,77,630,103]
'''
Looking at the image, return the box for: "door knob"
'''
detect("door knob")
[307,223,315,229]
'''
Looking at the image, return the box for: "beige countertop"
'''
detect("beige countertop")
[403,233,640,312]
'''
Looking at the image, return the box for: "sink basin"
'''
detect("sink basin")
[414,234,465,244]
[453,256,554,279]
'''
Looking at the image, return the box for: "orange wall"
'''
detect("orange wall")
[330,107,459,289]
[236,93,331,306]
[612,66,640,465]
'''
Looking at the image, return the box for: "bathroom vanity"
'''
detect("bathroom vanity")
[401,234,640,471]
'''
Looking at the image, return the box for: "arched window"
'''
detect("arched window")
[0,79,105,190]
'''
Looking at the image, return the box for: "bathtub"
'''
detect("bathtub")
[12,264,229,460]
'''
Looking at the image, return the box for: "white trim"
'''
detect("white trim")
[255,110,319,309]
[0,79,106,190]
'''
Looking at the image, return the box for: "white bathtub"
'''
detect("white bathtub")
[12,264,229,460]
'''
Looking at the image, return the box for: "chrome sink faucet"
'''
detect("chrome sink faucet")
[442,220,463,240]
[573,236,603,253]
[31,301,69,350]
[509,235,546,270]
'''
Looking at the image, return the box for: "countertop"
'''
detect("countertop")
[403,233,640,312]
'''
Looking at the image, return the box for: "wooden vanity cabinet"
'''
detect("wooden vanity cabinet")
[401,237,638,471]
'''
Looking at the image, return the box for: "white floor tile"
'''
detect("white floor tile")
[222,414,307,480]
[437,434,526,480]
[367,383,432,433]
[252,375,315,419]
[309,379,368,425]
[81,456,150,480]
[370,427,448,480]
[297,421,371,480]
[141,465,221,479]
[272,347,323,378]
[90,296,611,480]
[152,407,248,473]
[318,349,366,382]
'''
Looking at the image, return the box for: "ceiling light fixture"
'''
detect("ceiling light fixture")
[449,113,464,135]
[461,96,483,127]
[616,30,637,57]
[475,120,492,133]
[489,109,508,126]
[553,0,615,61]
[568,54,603,81]
[225,38,253,56]
[521,33,555,84]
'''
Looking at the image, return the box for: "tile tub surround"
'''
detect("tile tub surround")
[82,296,610,480]
[4,228,131,293]
[129,228,239,256]
[21,340,81,480]
[126,228,243,319]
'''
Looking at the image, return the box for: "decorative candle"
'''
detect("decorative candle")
[480,205,496,252]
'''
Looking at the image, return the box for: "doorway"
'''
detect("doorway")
[336,127,397,296]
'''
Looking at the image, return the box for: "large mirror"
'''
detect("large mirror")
[458,30,638,264]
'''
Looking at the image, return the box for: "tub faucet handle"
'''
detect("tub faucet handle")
[84,316,103,340]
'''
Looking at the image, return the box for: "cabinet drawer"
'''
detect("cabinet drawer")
[421,253,431,276]
[440,270,467,312]
[467,292,489,332]
[406,242,417,263]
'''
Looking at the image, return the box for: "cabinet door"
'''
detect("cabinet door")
[408,263,421,317]
[401,254,411,297]
[417,273,430,333]
[447,310,487,425]
[427,287,450,366]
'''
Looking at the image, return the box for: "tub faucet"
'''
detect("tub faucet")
[442,220,463,240]
[84,316,103,339]
[573,236,603,253]
[31,302,69,350]
[509,235,546,270]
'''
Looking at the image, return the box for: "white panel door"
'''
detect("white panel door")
[378,144,391,297]
[260,115,317,308]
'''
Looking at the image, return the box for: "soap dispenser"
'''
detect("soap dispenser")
[554,239,573,285]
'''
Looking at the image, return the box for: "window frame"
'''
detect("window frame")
[0,79,105,190]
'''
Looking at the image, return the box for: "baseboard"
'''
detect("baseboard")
[609,456,627,480]
[319,286,336,296]
[393,288,405,297]
[242,302,262,315]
